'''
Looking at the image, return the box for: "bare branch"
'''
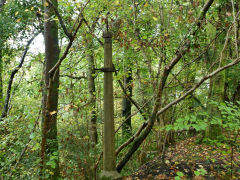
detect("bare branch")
[116,121,148,155]
[1,31,40,119]
[70,0,90,35]
[60,74,86,79]
[157,57,240,116]
[82,18,103,46]
[115,98,152,133]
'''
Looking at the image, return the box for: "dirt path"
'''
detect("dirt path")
[123,136,240,179]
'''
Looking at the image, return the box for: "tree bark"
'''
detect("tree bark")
[87,46,98,145]
[122,67,132,139]
[40,0,60,179]
[0,51,2,113]
[206,3,230,139]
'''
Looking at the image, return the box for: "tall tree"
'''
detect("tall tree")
[122,61,132,139]
[0,0,6,114]
[0,52,2,113]
[206,2,230,139]
[40,0,60,178]
[86,44,98,145]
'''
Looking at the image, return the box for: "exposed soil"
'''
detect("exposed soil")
[123,136,240,180]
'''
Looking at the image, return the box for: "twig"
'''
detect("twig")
[70,0,90,35]
[115,98,152,133]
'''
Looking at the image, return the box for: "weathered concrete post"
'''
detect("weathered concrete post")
[100,32,121,179]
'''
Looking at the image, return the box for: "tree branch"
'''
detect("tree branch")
[115,71,148,121]
[1,31,40,119]
[157,57,240,116]
[116,0,215,172]
[46,0,73,40]
[60,74,86,79]
[48,18,84,76]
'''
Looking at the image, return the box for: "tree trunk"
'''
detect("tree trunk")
[206,3,230,139]
[40,0,60,179]
[0,51,3,113]
[207,70,225,139]
[87,46,98,145]
[122,67,132,139]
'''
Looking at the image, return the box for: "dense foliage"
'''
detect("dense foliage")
[0,0,239,179]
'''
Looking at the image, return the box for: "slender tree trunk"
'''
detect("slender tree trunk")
[87,46,98,145]
[0,51,3,113]
[207,70,225,138]
[122,67,132,139]
[40,0,60,179]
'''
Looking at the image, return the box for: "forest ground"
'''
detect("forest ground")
[122,135,240,180]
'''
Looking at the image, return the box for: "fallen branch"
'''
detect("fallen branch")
[116,121,148,156]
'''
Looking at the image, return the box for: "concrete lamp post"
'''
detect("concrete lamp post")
[100,32,121,179]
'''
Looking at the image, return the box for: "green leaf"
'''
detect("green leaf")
[29,132,35,139]
[176,171,184,177]
[46,160,56,169]
[174,176,181,180]
[194,171,200,176]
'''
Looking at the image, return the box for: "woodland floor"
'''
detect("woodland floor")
[122,136,240,180]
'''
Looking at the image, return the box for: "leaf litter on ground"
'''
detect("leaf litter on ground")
[122,136,240,180]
